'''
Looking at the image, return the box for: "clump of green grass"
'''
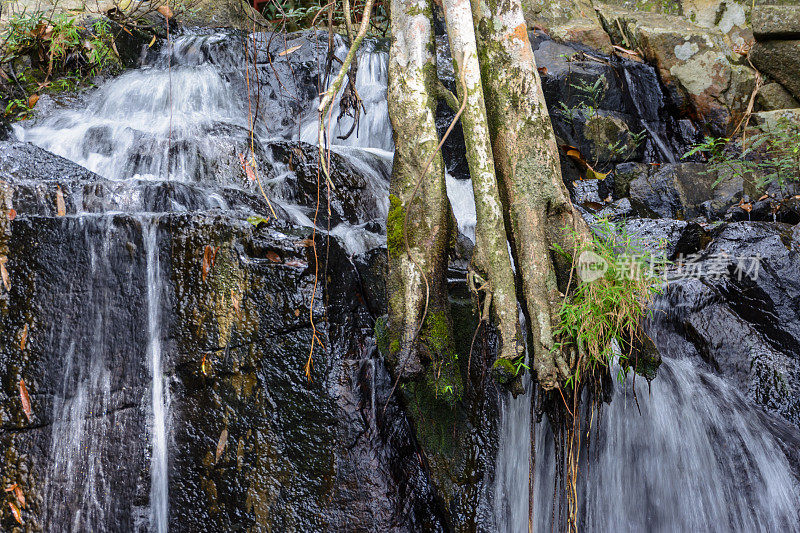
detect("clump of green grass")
[1,12,120,119]
[553,219,663,389]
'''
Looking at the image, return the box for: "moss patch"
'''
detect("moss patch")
[387,194,405,257]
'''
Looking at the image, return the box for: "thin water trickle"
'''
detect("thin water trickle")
[145,222,169,533]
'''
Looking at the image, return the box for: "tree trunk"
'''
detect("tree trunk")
[386,0,454,379]
[441,0,524,372]
[470,0,590,389]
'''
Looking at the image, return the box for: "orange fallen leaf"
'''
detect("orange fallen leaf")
[157,5,173,19]
[8,501,22,524]
[6,484,26,509]
[19,379,33,422]
[201,354,209,376]
[28,94,39,108]
[265,250,281,263]
[215,428,228,463]
[0,256,10,292]
[201,245,218,282]
[537,66,548,76]
[56,186,66,216]
[277,44,302,57]
[758,194,769,201]
[8,208,16,221]
[293,238,314,248]
[19,324,28,351]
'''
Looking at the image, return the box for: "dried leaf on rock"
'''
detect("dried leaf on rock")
[19,379,33,422]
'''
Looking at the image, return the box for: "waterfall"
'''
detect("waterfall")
[43,222,114,531]
[145,222,169,533]
[494,351,800,532]
[12,22,799,532]
[12,30,397,529]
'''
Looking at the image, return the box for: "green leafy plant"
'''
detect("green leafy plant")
[4,98,34,121]
[1,11,121,119]
[683,116,800,197]
[559,74,646,172]
[552,219,663,390]
[259,0,389,35]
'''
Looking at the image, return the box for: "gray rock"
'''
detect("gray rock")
[751,40,800,101]
[752,5,800,39]
[652,221,800,427]
[755,82,800,110]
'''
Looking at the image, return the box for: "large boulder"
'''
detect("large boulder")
[752,3,800,39]
[0,139,445,531]
[755,82,800,110]
[651,222,800,427]
[178,0,268,29]
[522,0,613,53]
[625,162,745,220]
[597,5,756,134]
[751,40,800,101]
[682,0,753,47]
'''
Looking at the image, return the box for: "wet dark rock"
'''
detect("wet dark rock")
[651,222,800,427]
[568,176,614,208]
[628,162,743,220]
[588,197,654,221]
[625,218,710,261]
[266,141,389,227]
[354,246,389,317]
[0,208,446,531]
[531,36,697,166]
[0,140,275,218]
[0,141,99,183]
[0,117,11,141]
[164,214,444,531]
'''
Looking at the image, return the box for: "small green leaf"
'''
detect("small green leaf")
[247,215,270,227]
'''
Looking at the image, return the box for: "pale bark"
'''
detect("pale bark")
[470,0,590,388]
[441,0,523,368]
[386,0,453,378]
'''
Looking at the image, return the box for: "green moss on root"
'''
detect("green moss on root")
[387,194,405,257]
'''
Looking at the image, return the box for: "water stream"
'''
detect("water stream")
[145,223,169,533]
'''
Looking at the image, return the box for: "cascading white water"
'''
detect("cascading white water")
[17,36,246,184]
[494,352,800,532]
[145,222,169,533]
[300,36,393,153]
[14,31,400,531]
